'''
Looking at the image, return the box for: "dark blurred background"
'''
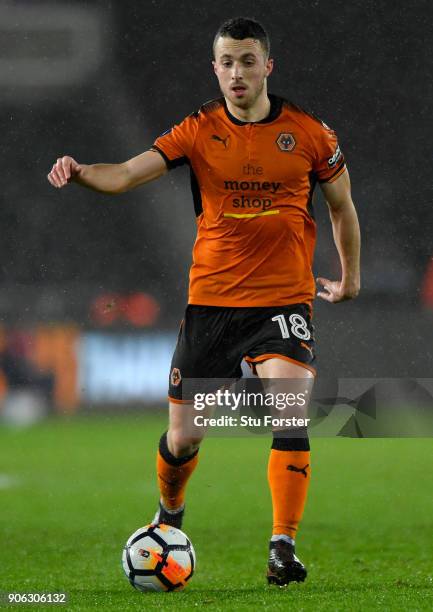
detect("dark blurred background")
[0,0,432,412]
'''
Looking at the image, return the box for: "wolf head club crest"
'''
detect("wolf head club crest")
[276,132,296,152]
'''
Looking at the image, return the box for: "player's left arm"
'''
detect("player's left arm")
[317,169,361,303]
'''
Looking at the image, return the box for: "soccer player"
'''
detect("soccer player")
[47,17,360,585]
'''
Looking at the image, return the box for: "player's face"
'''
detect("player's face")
[213,37,273,110]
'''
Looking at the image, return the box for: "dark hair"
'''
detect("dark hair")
[213,17,270,57]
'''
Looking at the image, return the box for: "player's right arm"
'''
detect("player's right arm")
[47,150,167,194]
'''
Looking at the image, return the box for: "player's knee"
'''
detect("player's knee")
[167,429,203,458]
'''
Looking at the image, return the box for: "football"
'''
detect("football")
[122,524,196,592]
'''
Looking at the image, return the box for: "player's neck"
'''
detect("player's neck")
[225,91,271,123]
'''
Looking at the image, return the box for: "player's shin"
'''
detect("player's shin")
[156,431,199,512]
[267,429,311,541]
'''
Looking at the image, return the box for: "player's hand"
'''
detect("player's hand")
[316,277,360,303]
[47,156,82,188]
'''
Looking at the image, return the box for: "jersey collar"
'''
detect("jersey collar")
[223,94,282,126]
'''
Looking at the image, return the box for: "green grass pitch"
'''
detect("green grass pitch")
[0,414,432,611]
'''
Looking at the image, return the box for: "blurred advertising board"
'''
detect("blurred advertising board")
[0,325,176,413]
[78,332,175,405]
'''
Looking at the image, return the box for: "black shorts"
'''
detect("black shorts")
[168,304,316,402]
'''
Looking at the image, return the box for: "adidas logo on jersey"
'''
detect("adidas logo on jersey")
[328,145,342,168]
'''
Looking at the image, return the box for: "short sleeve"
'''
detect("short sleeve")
[312,121,346,183]
[151,113,199,170]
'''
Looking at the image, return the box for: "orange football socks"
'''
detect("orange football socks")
[156,432,199,511]
[268,443,311,539]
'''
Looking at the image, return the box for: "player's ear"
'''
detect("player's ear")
[265,57,274,77]
[212,60,217,74]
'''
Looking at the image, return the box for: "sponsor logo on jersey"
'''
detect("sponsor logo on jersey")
[211,134,230,148]
[222,180,282,214]
[223,180,281,194]
[170,367,182,387]
[328,145,342,168]
[276,132,296,152]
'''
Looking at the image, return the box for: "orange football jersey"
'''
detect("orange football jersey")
[152,95,346,307]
